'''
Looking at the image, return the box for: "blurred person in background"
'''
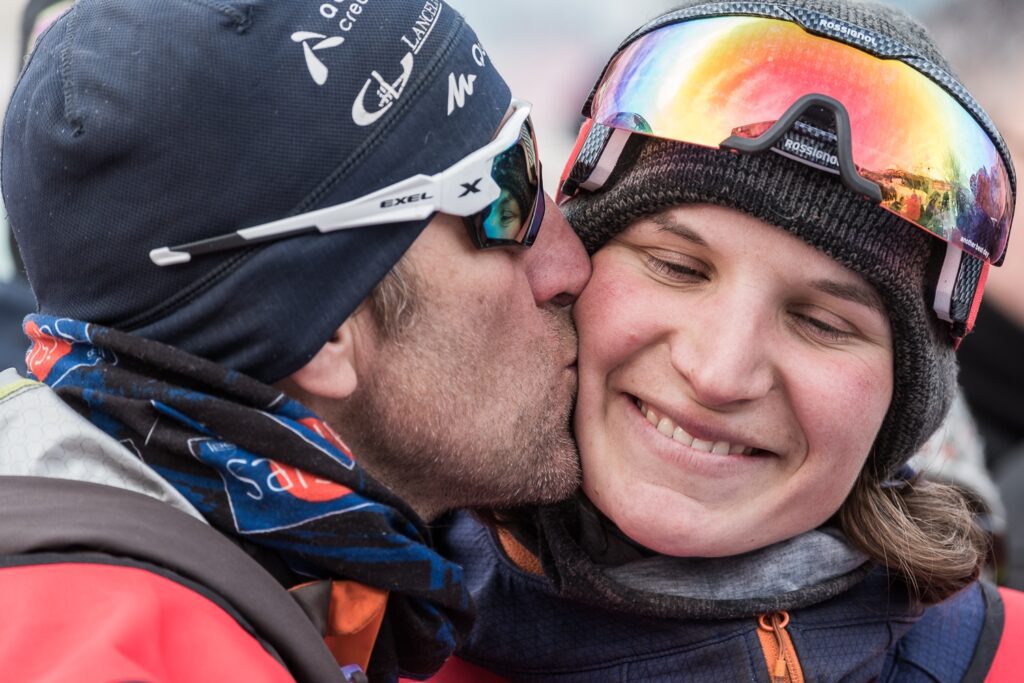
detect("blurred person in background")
[924,0,1024,589]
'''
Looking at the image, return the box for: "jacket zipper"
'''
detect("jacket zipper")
[756,611,804,683]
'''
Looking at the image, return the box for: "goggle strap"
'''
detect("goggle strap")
[934,242,961,325]
[581,128,633,193]
[558,118,598,202]
[560,122,632,200]
[952,254,988,337]
[935,243,988,341]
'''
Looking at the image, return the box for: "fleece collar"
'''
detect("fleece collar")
[528,496,873,620]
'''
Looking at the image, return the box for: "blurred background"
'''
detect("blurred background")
[2,0,1022,586]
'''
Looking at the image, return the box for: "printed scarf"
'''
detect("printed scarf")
[24,314,471,681]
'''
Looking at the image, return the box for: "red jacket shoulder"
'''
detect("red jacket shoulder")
[987,587,1024,682]
[0,561,296,682]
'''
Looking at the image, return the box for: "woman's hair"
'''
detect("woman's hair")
[837,468,988,605]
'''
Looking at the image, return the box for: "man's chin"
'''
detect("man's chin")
[504,441,581,506]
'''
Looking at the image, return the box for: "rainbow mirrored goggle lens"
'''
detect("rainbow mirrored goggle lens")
[470,116,544,248]
[587,16,1014,264]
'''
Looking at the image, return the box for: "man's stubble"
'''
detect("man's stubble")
[328,269,581,520]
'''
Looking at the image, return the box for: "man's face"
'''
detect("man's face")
[326,196,591,520]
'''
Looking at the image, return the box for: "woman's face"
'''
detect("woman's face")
[573,204,894,557]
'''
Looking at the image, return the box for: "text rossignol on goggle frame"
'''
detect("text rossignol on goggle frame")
[150,98,544,266]
[559,4,1016,338]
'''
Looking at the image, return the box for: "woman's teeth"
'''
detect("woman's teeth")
[638,400,754,455]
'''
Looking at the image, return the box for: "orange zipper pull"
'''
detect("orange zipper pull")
[758,611,791,683]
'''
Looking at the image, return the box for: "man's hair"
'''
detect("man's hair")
[369,258,420,340]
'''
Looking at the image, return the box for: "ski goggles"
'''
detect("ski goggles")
[565,12,1014,265]
[151,98,544,266]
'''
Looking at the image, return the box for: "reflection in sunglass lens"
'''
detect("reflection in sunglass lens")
[482,146,532,241]
[481,188,525,240]
[467,118,543,248]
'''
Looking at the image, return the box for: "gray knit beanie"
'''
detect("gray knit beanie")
[563,0,965,479]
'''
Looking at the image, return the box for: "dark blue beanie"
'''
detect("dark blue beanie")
[2,0,511,382]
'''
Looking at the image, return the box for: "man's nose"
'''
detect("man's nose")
[524,195,591,307]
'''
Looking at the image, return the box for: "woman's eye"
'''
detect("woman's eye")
[644,255,707,281]
[794,313,853,343]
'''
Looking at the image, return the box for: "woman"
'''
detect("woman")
[431,0,1023,680]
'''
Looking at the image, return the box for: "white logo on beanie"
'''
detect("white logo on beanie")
[291,32,344,86]
[446,43,487,116]
[292,0,377,85]
[447,72,476,115]
[351,1,443,127]
[352,52,415,126]
[472,43,488,68]
[400,1,443,52]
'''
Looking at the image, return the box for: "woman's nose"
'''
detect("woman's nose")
[670,291,776,409]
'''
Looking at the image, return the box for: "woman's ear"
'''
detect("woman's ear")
[288,318,360,400]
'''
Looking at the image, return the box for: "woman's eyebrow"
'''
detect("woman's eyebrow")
[648,215,884,315]
[811,279,886,315]
[652,215,710,247]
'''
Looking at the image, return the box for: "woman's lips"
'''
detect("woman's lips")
[633,397,774,457]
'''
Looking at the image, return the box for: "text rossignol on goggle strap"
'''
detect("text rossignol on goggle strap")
[568,11,1015,266]
[150,98,543,266]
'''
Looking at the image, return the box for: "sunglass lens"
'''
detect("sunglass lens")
[480,146,531,241]
[470,119,543,247]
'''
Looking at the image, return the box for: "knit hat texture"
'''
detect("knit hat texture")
[564,0,962,478]
[3,0,511,383]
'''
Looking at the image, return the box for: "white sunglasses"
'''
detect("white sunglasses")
[150,98,543,266]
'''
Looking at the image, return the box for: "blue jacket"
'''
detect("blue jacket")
[440,512,1009,682]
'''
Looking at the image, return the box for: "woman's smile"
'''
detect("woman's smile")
[616,392,779,482]
[635,397,763,456]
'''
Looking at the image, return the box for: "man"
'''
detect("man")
[0,0,589,680]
